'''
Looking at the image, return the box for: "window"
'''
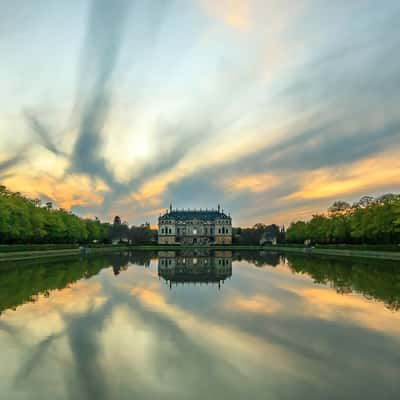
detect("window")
[193,228,197,235]
[169,228,172,234]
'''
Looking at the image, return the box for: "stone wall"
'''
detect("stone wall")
[158,236,176,245]
[214,236,232,245]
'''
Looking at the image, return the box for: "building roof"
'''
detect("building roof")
[159,209,230,221]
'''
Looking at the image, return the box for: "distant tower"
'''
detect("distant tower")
[170,203,172,212]
[113,215,121,225]
[218,204,220,212]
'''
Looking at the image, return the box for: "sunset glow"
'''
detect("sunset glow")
[1,0,399,225]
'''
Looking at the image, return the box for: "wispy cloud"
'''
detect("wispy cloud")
[1,0,399,224]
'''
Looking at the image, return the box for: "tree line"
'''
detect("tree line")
[233,223,285,245]
[0,186,156,244]
[1,184,399,246]
[286,194,400,245]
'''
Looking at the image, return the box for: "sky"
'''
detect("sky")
[1,0,399,227]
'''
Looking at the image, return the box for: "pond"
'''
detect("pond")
[0,250,399,399]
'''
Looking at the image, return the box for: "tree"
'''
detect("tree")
[0,185,115,244]
[328,200,351,214]
[110,221,129,243]
[129,225,156,244]
[356,195,374,208]
[286,221,308,244]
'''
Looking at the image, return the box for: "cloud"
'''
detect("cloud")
[24,110,66,156]
[224,173,280,194]
[201,0,252,30]
[69,0,131,187]
[285,149,400,201]
[4,173,107,210]
[0,153,26,176]
[2,0,400,225]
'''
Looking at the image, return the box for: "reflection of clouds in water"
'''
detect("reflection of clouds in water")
[63,300,115,400]
[228,294,282,315]
[13,332,64,384]
[102,283,292,399]
[0,276,111,400]
[285,286,400,336]
[0,256,400,399]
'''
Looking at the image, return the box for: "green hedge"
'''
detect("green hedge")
[313,244,400,252]
[0,244,79,253]
[260,243,400,252]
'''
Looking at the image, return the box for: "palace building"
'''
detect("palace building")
[158,204,232,245]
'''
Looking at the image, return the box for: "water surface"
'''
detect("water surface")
[0,250,399,399]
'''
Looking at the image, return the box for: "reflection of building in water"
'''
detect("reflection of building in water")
[158,251,232,290]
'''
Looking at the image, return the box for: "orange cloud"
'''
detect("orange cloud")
[285,150,400,201]
[4,173,108,210]
[201,0,251,30]
[225,173,280,193]
[265,205,325,226]
[130,178,169,206]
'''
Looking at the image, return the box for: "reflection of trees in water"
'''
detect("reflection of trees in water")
[0,256,111,314]
[111,251,156,274]
[129,251,155,267]
[233,251,282,267]
[0,254,128,314]
[285,255,400,311]
[0,251,157,313]
[106,252,130,275]
[233,251,400,311]
[2,251,399,314]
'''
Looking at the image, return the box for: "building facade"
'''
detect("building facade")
[158,205,232,245]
